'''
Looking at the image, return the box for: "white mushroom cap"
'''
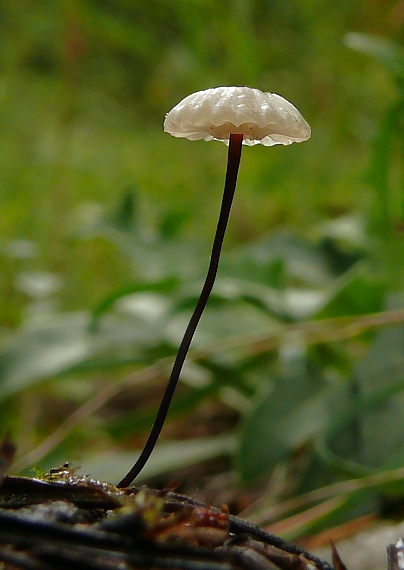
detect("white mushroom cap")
[163,86,311,147]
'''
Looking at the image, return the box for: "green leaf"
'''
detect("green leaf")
[318,378,404,476]
[224,231,338,287]
[0,313,91,398]
[167,299,277,350]
[313,265,385,320]
[318,296,404,475]
[0,309,168,399]
[90,278,178,331]
[237,364,331,483]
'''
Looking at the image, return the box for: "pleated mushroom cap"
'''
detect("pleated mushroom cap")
[163,86,311,146]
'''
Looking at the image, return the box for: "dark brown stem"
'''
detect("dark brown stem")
[117,133,244,488]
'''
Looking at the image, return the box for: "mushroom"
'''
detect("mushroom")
[118,86,311,488]
[163,86,311,146]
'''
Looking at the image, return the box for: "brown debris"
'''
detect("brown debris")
[0,467,336,570]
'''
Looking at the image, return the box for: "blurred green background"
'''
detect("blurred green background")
[3,0,404,539]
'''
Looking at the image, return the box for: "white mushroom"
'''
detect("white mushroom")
[163,86,311,146]
[118,87,311,488]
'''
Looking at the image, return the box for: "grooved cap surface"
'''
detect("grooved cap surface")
[164,86,311,146]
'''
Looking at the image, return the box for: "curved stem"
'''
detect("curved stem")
[117,134,244,488]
